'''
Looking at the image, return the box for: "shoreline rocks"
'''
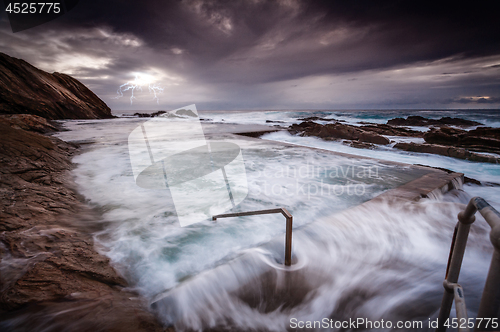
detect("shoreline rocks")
[0,51,167,331]
[0,115,164,331]
[297,116,341,122]
[424,126,500,154]
[394,142,500,164]
[287,116,499,163]
[133,108,199,118]
[289,121,390,145]
[359,123,422,137]
[387,115,482,127]
[133,110,167,117]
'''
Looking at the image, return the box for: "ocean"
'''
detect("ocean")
[54,109,500,331]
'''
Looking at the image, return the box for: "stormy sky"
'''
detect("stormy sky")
[1,0,499,111]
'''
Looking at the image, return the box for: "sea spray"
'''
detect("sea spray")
[151,192,492,331]
[52,110,500,331]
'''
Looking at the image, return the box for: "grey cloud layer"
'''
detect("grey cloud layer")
[1,0,499,110]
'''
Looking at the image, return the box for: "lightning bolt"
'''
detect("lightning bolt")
[116,75,164,104]
[148,84,164,104]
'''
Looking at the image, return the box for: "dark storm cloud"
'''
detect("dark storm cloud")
[52,0,500,82]
[1,0,499,109]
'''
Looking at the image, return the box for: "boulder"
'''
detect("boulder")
[318,123,361,140]
[359,131,390,145]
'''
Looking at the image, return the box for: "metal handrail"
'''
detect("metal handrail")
[212,208,293,266]
[437,197,500,332]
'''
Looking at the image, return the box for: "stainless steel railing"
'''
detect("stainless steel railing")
[212,208,293,266]
[437,197,500,332]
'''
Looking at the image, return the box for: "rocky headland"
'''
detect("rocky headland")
[0,52,113,120]
[0,53,165,331]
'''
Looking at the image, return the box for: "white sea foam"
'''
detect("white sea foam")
[56,119,419,294]
[52,110,500,331]
[152,194,492,331]
[261,131,500,210]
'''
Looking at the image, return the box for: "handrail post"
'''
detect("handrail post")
[476,250,500,329]
[475,199,500,330]
[212,208,293,266]
[437,197,500,332]
[285,214,293,266]
[437,202,476,332]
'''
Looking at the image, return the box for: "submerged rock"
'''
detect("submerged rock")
[0,52,113,120]
[133,110,167,117]
[343,140,375,149]
[297,116,339,122]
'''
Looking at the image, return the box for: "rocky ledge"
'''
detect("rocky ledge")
[387,115,482,127]
[289,121,391,146]
[0,115,164,331]
[0,52,113,120]
[288,116,500,163]
[394,142,500,163]
[424,126,500,154]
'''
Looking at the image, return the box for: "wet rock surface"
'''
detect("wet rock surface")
[359,123,422,137]
[289,121,390,144]
[0,115,163,331]
[387,115,482,127]
[0,114,57,133]
[297,116,341,122]
[343,140,375,149]
[424,126,500,154]
[394,142,500,164]
[289,121,390,145]
[288,116,499,162]
[0,52,113,120]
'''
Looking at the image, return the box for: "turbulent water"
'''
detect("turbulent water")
[54,110,500,331]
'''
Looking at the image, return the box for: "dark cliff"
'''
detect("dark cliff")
[0,52,113,120]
